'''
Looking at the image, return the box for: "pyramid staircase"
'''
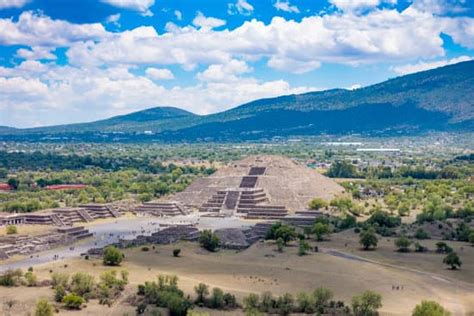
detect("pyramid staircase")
[136,201,189,217]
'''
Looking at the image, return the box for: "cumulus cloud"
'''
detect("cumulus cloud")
[392,55,473,75]
[197,59,251,82]
[106,13,121,27]
[0,11,108,47]
[174,10,182,20]
[411,0,470,15]
[145,67,175,80]
[0,0,29,9]
[16,46,57,60]
[0,62,314,127]
[274,0,300,13]
[228,0,254,16]
[192,11,226,29]
[100,0,154,16]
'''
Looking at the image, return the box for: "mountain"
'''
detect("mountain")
[1,60,473,142]
[0,126,16,133]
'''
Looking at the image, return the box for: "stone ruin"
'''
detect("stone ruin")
[134,201,190,217]
[0,226,92,260]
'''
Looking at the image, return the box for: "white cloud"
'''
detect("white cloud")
[100,0,154,16]
[106,13,121,27]
[228,0,254,16]
[274,0,300,13]
[192,11,226,29]
[411,0,469,15]
[0,62,314,127]
[329,0,397,13]
[392,55,473,75]
[145,67,175,80]
[0,11,108,47]
[16,47,57,60]
[197,59,251,82]
[0,0,29,9]
[174,10,182,20]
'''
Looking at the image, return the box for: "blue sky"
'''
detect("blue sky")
[0,0,473,127]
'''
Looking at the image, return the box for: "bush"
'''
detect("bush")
[141,246,149,252]
[6,225,17,235]
[415,228,430,240]
[194,283,209,304]
[436,242,453,254]
[0,269,23,287]
[51,272,69,289]
[25,271,38,286]
[199,230,220,252]
[103,246,124,266]
[173,248,181,257]
[54,285,66,302]
[35,298,53,316]
[210,287,225,308]
[243,293,260,311]
[359,228,378,250]
[313,222,331,241]
[414,242,427,253]
[309,198,328,210]
[274,225,297,245]
[313,287,333,311]
[70,272,95,298]
[298,239,310,256]
[62,294,84,310]
[351,290,382,316]
[412,300,451,316]
[443,252,462,270]
[395,236,412,252]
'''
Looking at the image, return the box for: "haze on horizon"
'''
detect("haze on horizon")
[1,0,474,128]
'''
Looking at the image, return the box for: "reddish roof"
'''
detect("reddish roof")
[0,183,12,191]
[45,184,88,190]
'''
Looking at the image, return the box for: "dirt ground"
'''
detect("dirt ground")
[1,233,472,316]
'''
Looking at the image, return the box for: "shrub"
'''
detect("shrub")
[274,225,297,245]
[103,246,124,266]
[70,272,95,298]
[141,246,149,252]
[359,228,378,250]
[35,298,53,316]
[199,230,220,252]
[415,228,430,240]
[210,287,225,309]
[412,300,451,316]
[436,242,453,254]
[443,252,462,270]
[0,269,23,287]
[6,225,17,235]
[313,287,333,311]
[25,271,38,286]
[194,283,209,304]
[298,239,310,256]
[173,248,181,257]
[243,293,260,311]
[51,272,69,289]
[414,242,427,253]
[297,292,315,313]
[395,236,412,252]
[276,237,284,252]
[309,198,328,210]
[62,294,84,310]
[313,222,330,241]
[351,290,382,316]
[54,285,66,302]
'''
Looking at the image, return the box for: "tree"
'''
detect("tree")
[103,246,123,266]
[35,298,53,316]
[443,252,462,270]
[313,287,333,311]
[62,294,84,310]
[7,178,19,190]
[173,248,181,257]
[6,225,17,235]
[436,242,453,254]
[194,283,209,304]
[297,292,315,313]
[274,225,297,245]
[313,222,330,241]
[309,198,328,210]
[359,228,378,250]
[199,230,220,252]
[298,239,310,256]
[351,290,382,316]
[327,161,359,178]
[412,300,451,316]
[276,237,284,252]
[70,272,95,298]
[210,287,225,308]
[243,293,260,312]
[469,231,474,246]
[395,236,412,252]
[25,271,37,286]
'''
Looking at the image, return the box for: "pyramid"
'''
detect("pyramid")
[172,155,344,213]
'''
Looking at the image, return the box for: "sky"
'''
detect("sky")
[0,0,473,128]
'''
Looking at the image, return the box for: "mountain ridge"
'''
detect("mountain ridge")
[1,60,473,141]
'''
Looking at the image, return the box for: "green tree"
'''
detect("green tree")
[274,225,297,245]
[313,287,333,311]
[395,236,412,252]
[70,272,95,298]
[199,230,220,252]
[469,231,474,246]
[243,293,260,312]
[298,239,310,256]
[359,228,378,250]
[313,222,330,241]
[443,252,462,270]
[327,161,359,178]
[412,300,451,316]
[351,290,382,316]
[309,198,328,210]
[194,283,209,304]
[210,287,225,309]
[173,248,181,257]
[103,246,123,266]
[24,271,37,286]
[35,298,53,316]
[276,237,284,252]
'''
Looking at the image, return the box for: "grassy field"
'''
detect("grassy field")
[1,233,471,316]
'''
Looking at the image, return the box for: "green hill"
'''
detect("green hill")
[1,60,473,141]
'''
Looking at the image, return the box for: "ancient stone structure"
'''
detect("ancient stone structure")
[0,226,92,260]
[173,155,343,219]
[115,224,199,248]
[135,201,190,217]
